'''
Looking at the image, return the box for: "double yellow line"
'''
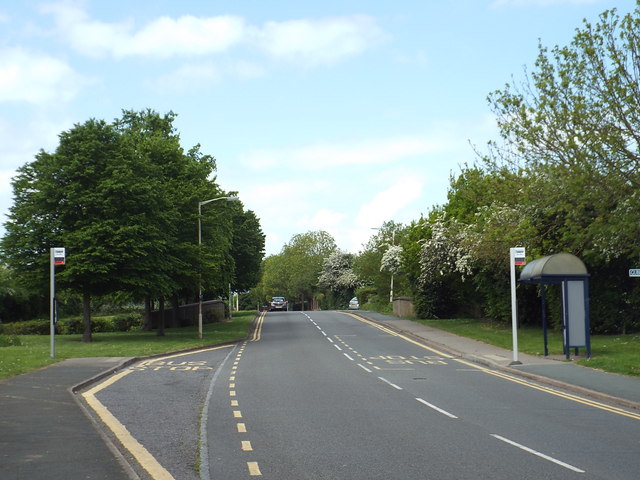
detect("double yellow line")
[340,311,453,358]
[343,311,640,421]
[454,358,640,421]
[251,311,266,342]
[82,345,233,480]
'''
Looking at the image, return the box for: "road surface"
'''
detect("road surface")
[87,310,640,479]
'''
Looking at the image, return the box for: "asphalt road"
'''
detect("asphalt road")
[90,311,640,479]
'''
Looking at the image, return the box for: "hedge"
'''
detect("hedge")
[0,313,143,335]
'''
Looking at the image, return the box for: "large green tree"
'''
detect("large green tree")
[2,109,265,339]
[260,231,337,309]
[2,118,170,340]
[354,221,409,308]
[230,208,266,292]
[487,4,640,262]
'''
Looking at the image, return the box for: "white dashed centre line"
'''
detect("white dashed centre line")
[415,398,458,419]
[378,376,402,390]
[491,434,585,473]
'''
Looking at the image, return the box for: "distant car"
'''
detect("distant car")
[270,296,288,311]
[348,297,359,310]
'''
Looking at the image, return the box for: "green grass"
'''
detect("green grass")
[416,318,640,377]
[0,311,256,380]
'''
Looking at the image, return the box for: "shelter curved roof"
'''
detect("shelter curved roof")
[519,253,588,283]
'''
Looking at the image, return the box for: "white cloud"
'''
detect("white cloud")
[394,49,428,67]
[240,134,450,171]
[250,15,387,66]
[40,3,385,66]
[355,176,423,228]
[41,2,246,59]
[0,47,87,104]
[151,62,221,93]
[305,208,346,229]
[239,178,333,254]
[150,60,265,93]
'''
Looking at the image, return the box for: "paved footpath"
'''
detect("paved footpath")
[0,357,137,480]
[1,312,639,479]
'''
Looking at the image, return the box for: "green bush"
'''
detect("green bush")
[58,316,116,334]
[57,317,84,334]
[0,334,22,347]
[112,313,143,332]
[0,319,50,335]
[1,312,144,335]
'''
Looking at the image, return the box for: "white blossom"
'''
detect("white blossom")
[380,245,403,274]
[318,251,361,291]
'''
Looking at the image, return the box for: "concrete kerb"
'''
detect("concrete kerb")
[351,311,640,413]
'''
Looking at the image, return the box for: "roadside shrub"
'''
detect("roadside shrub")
[1,312,148,335]
[57,317,84,334]
[0,319,50,335]
[91,317,113,333]
[355,286,376,305]
[59,316,116,334]
[112,313,143,332]
[0,334,22,347]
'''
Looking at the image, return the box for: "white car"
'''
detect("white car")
[348,297,359,310]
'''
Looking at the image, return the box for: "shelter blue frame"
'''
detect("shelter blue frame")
[518,253,591,359]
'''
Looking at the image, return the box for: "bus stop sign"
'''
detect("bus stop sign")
[53,248,65,265]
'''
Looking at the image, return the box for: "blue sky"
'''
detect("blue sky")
[0,0,634,255]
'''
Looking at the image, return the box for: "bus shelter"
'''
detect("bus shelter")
[519,253,591,359]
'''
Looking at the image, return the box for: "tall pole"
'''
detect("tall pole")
[50,249,55,358]
[198,196,240,339]
[198,202,203,339]
[389,230,395,303]
[509,247,523,365]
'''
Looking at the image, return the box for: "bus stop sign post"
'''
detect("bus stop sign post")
[509,247,525,365]
[50,247,65,358]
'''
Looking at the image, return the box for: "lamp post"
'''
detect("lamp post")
[198,195,240,339]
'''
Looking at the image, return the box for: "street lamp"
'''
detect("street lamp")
[198,195,240,339]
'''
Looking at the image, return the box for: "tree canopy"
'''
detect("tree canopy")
[1,109,265,339]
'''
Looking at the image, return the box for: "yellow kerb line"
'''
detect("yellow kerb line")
[83,370,176,480]
[454,358,640,421]
[251,311,266,341]
[339,312,453,358]
[81,344,233,480]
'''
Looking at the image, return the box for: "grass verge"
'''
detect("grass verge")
[0,311,256,381]
[416,318,640,377]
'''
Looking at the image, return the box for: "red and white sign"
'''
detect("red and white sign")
[513,247,526,266]
[53,247,66,265]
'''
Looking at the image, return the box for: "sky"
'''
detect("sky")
[0,0,635,256]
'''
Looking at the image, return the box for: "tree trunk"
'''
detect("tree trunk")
[157,296,165,336]
[143,296,153,331]
[82,290,92,342]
